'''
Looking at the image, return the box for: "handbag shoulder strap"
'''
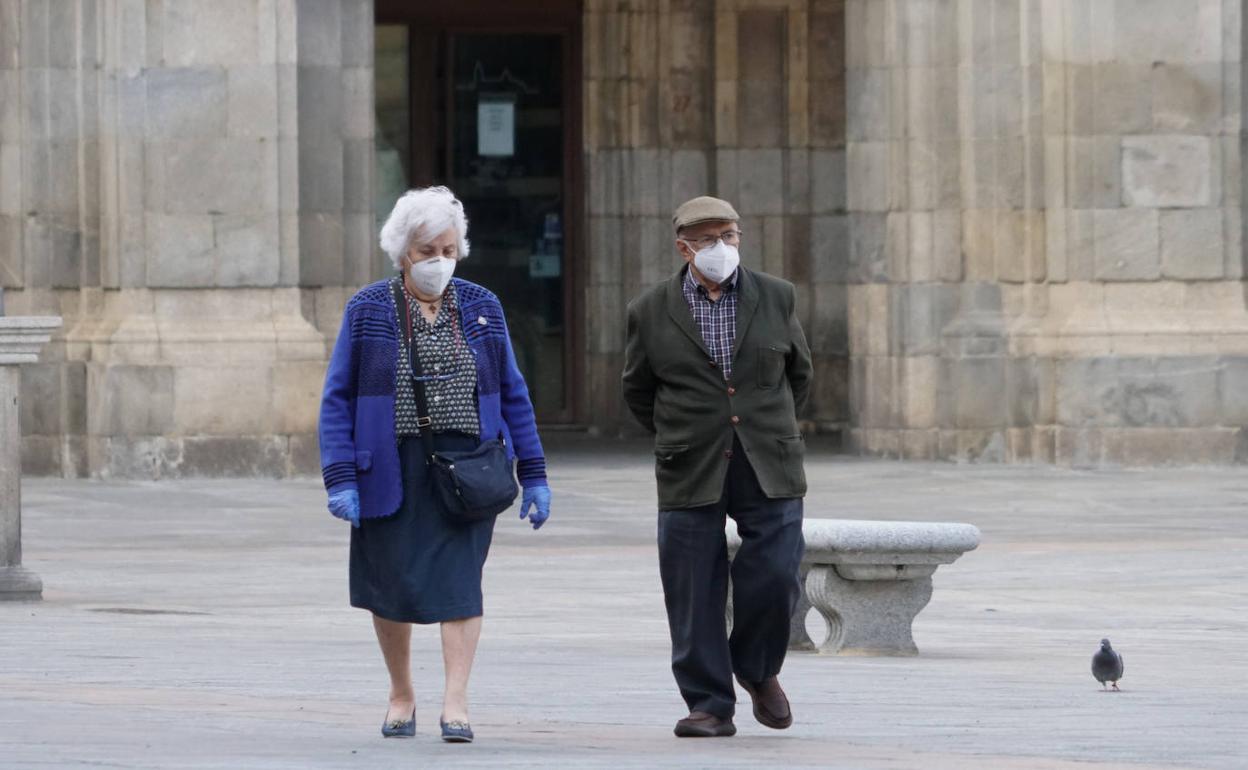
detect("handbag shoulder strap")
[391,278,437,461]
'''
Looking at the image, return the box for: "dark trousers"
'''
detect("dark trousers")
[656,435,805,719]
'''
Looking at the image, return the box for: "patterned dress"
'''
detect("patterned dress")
[388,277,480,438]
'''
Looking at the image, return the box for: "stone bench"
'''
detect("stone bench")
[727,518,980,656]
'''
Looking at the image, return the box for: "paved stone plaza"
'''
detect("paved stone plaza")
[1,439,1245,769]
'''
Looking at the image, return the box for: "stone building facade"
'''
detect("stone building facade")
[845,0,1248,464]
[1,0,1245,477]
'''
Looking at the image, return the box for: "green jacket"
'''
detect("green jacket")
[622,266,814,510]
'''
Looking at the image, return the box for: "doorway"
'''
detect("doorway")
[374,1,583,424]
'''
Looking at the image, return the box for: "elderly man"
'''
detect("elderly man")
[622,196,813,737]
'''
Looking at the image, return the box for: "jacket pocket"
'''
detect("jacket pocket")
[758,345,786,389]
[654,444,691,499]
[355,449,373,472]
[777,434,806,491]
[654,444,689,463]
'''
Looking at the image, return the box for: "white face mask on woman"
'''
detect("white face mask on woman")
[690,239,740,285]
[408,255,457,297]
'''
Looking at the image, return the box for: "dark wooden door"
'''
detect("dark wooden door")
[374,1,583,425]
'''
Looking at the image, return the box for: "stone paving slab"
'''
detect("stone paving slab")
[2,438,1246,768]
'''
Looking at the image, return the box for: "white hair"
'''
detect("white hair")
[378,186,471,269]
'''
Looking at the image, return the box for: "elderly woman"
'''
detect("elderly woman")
[318,186,551,743]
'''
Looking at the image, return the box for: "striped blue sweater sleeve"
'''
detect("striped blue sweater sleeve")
[319,306,358,495]
[497,306,547,488]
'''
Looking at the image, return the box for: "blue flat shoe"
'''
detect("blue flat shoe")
[381,708,415,738]
[440,719,473,743]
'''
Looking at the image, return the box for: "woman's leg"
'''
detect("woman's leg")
[373,615,415,721]
[440,615,483,722]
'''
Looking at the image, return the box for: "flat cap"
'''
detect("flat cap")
[672,196,739,232]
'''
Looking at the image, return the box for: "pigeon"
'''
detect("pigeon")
[1091,638,1124,691]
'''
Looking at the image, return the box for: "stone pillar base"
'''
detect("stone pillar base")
[26,287,330,478]
[805,565,934,656]
[787,565,816,651]
[0,565,43,601]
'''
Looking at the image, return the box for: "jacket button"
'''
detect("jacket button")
[723,449,734,459]
[727,386,736,396]
[708,359,717,368]
[731,415,740,425]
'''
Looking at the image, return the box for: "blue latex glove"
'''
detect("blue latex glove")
[328,489,360,528]
[519,485,551,530]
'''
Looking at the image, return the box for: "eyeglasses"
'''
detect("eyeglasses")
[680,230,743,250]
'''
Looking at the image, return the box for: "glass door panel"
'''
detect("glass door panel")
[445,34,566,417]
[372,21,572,422]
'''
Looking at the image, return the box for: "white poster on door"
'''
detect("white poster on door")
[478,99,515,157]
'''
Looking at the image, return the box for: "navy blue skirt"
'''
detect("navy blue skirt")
[349,433,496,624]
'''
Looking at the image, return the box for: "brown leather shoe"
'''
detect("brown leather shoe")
[673,711,737,738]
[737,676,793,729]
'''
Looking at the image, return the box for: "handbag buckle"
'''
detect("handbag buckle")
[416,416,432,428]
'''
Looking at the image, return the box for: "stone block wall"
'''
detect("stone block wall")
[6,0,1247,474]
[846,0,1248,466]
[3,0,372,477]
[584,0,849,436]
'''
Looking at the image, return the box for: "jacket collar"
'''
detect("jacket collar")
[665,270,711,357]
[732,267,759,362]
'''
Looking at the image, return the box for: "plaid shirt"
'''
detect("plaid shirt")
[682,266,738,381]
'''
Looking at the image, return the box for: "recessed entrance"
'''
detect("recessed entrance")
[375,1,583,423]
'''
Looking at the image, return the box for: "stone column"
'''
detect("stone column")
[1019,0,1248,465]
[845,0,1037,461]
[845,0,1248,466]
[0,316,61,600]
[3,1,374,478]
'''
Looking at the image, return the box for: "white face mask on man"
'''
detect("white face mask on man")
[407,255,457,297]
[688,239,740,285]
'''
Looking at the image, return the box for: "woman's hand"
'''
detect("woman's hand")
[519,485,551,530]
[328,489,361,528]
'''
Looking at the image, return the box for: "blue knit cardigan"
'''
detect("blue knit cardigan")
[318,277,547,520]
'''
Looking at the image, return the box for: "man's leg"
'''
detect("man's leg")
[726,446,804,684]
[657,505,736,719]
